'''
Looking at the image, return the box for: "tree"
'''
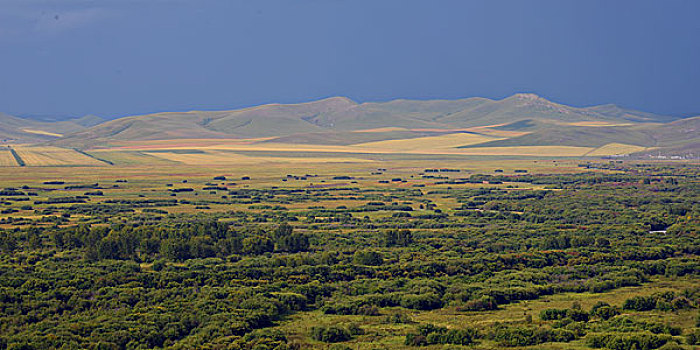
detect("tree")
[161,238,191,261]
[0,232,17,253]
[353,251,383,266]
[27,226,42,250]
[242,236,273,255]
[384,229,413,247]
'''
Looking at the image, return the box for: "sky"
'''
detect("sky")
[0,0,699,119]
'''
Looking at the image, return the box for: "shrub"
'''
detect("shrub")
[404,334,428,346]
[426,329,476,345]
[384,313,413,324]
[310,326,352,343]
[400,293,442,310]
[687,329,700,345]
[353,251,383,266]
[623,296,656,311]
[407,324,477,346]
[458,295,498,311]
[591,302,620,320]
[491,326,576,347]
[540,308,569,321]
[587,333,670,350]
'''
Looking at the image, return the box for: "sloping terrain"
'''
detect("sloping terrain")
[460,116,700,152]
[460,126,658,148]
[0,113,104,143]
[49,94,677,148]
[3,94,697,161]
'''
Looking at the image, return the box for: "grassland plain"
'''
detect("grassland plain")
[74,140,625,166]
[0,144,630,167]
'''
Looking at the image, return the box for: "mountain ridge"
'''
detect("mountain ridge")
[2,94,696,158]
[46,94,679,146]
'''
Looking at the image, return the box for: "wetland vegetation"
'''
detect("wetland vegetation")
[0,161,697,349]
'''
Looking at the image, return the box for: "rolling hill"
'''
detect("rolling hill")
[459,116,700,149]
[49,94,678,145]
[0,113,104,143]
[2,94,697,160]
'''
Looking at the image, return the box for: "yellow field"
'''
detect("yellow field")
[21,129,64,137]
[5,135,663,168]
[566,121,634,127]
[462,125,531,138]
[88,140,599,163]
[353,127,408,133]
[352,132,501,151]
[88,150,178,166]
[13,146,105,166]
[0,149,18,166]
[586,143,647,156]
[143,150,373,165]
[449,146,593,157]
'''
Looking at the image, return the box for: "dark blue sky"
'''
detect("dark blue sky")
[1,0,699,118]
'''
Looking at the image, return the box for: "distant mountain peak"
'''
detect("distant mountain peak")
[511,93,542,101]
[505,93,574,115]
[284,96,357,109]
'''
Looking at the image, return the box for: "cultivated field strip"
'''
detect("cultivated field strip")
[13,146,106,166]
[143,150,373,165]
[0,148,20,166]
[352,132,502,151]
[585,143,647,157]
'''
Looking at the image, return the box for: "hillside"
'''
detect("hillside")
[0,113,103,143]
[49,94,676,147]
[4,94,696,159]
[460,116,700,149]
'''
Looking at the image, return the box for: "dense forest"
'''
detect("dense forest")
[0,162,698,349]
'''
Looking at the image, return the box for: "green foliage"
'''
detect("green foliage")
[590,302,621,320]
[353,250,383,266]
[622,292,694,312]
[490,326,576,346]
[0,164,698,349]
[586,333,670,350]
[687,329,700,345]
[457,295,498,311]
[383,229,413,247]
[405,323,477,346]
[400,293,442,310]
[540,308,569,321]
[310,325,352,343]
